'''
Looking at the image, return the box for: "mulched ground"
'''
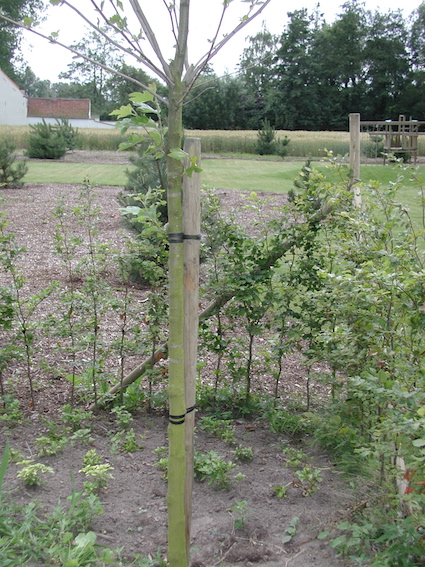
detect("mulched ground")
[0,152,359,567]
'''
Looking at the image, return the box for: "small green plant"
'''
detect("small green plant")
[111,405,134,429]
[61,404,93,432]
[273,483,292,498]
[198,416,236,444]
[17,460,54,486]
[70,428,94,445]
[295,466,323,496]
[82,449,102,466]
[109,428,143,453]
[0,139,28,188]
[228,500,251,530]
[281,445,307,468]
[282,516,299,544]
[79,462,114,494]
[194,450,237,489]
[35,434,68,456]
[0,395,22,425]
[233,444,254,462]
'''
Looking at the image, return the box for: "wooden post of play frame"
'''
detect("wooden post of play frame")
[349,113,362,207]
[182,137,201,559]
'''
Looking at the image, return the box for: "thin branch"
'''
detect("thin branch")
[0,13,168,105]
[182,84,218,106]
[175,0,190,76]
[185,0,273,85]
[89,0,146,59]
[162,0,179,45]
[128,0,172,83]
[56,0,168,83]
[184,2,228,92]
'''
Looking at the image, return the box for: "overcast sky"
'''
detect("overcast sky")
[21,0,424,84]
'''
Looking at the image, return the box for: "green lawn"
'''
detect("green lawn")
[23,159,425,226]
[24,162,130,186]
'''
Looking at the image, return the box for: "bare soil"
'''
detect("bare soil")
[0,152,357,567]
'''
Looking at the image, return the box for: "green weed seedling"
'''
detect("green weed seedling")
[79,449,114,494]
[70,428,94,445]
[273,483,292,499]
[194,450,237,489]
[228,500,251,530]
[198,416,236,444]
[79,463,114,494]
[295,466,323,496]
[61,404,93,432]
[233,444,254,462]
[109,428,143,454]
[0,395,22,426]
[17,460,54,486]
[281,445,307,468]
[111,405,134,429]
[282,516,299,544]
[35,433,68,457]
[153,446,168,479]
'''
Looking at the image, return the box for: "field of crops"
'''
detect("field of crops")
[4,125,424,158]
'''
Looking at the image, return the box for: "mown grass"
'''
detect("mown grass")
[24,162,130,186]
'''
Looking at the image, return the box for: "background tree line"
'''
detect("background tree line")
[3,0,425,129]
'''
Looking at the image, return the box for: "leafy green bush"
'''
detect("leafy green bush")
[0,139,28,188]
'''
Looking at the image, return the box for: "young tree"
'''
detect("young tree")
[0,2,273,566]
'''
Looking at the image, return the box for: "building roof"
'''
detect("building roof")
[27,97,91,119]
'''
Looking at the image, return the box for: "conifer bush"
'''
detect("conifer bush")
[26,119,78,160]
[0,140,28,188]
[256,120,290,157]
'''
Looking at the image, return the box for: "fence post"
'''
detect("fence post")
[182,137,201,558]
[349,113,361,207]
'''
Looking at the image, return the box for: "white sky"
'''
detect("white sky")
[20,0,424,84]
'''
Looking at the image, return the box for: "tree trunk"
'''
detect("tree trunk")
[166,80,187,567]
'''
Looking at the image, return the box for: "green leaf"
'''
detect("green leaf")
[317,531,329,540]
[168,148,188,161]
[130,91,155,104]
[417,405,425,417]
[109,104,134,119]
[23,17,36,27]
[412,439,425,447]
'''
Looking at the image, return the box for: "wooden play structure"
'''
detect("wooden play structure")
[359,114,425,164]
[349,113,425,207]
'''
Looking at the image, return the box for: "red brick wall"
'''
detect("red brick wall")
[27,98,91,119]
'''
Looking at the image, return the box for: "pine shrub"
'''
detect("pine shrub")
[27,119,68,159]
[256,120,290,158]
[0,140,28,188]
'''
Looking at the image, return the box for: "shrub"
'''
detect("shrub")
[0,139,28,188]
[26,119,68,159]
[256,120,290,157]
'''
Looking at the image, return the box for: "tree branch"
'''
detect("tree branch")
[55,0,169,83]
[127,0,173,83]
[184,0,273,85]
[0,12,168,106]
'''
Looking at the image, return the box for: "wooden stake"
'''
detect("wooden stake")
[182,137,201,558]
[349,112,361,207]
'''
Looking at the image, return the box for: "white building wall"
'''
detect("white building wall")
[27,117,116,129]
[0,71,28,126]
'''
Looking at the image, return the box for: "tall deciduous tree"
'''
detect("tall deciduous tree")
[0,0,44,81]
[0,2,272,566]
[59,26,123,117]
